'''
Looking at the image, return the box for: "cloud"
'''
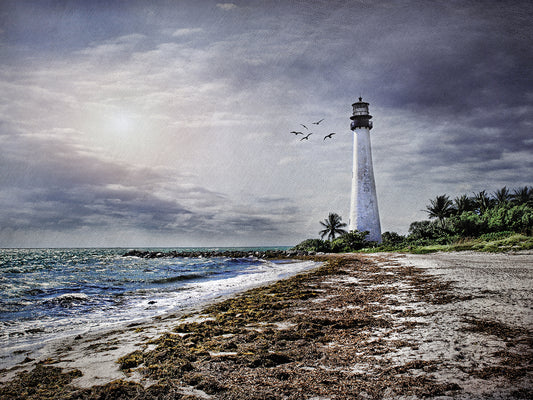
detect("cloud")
[0,117,303,245]
[216,3,238,11]
[172,28,203,37]
[0,132,188,229]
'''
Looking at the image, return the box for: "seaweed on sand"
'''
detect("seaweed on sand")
[460,318,533,383]
[462,318,530,341]
[0,364,82,400]
[109,255,465,399]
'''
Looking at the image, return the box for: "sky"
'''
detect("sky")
[1,0,532,248]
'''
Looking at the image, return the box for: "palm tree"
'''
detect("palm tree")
[511,186,533,206]
[425,195,454,223]
[473,190,493,214]
[319,213,348,240]
[453,195,475,214]
[493,186,510,206]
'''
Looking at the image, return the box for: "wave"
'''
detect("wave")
[44,293,92,306]
[151,273,208,284]
[226,257,259,264]
[23,288,45,296]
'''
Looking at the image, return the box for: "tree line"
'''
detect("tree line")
[293,186,533,253]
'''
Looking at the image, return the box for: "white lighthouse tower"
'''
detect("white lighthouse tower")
[349,97,382,242]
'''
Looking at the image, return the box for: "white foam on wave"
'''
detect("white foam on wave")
[46,293,91,304]
[122,259,320,317]
[177,259,319,305]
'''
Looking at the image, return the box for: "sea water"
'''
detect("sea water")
[0,248,318,365]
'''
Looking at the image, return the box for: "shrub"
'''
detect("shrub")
[408,220,451,240]
[292,238,331,252]
[381,231,406,246]
[330,230,370,252]
[448,211,488,237]
[484,204,533,235]
[376,232,408,251]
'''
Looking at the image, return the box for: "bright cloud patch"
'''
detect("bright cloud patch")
[216,3,237,11]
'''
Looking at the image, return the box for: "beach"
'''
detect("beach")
[1,251,531,399]
[0,248,318,368]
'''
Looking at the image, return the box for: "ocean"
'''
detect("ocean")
[0,247,318,366]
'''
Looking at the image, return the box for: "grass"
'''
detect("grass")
[356,233,533,254]
[407,234,533,254]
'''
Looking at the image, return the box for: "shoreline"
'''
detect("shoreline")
[0,258,321,378]
[0,256,320,372]
[1,252,531,399]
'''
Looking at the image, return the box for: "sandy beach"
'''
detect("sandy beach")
[1,251,531,399]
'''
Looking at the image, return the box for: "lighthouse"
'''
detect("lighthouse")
[349,97,382,242]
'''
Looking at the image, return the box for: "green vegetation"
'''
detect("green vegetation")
[293,229,375,253]
[294,186,533,254]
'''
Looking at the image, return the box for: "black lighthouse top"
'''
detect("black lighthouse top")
[350,97,373,130]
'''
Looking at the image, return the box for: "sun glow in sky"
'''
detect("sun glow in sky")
[0,0,532,247]
[110,113,134,133]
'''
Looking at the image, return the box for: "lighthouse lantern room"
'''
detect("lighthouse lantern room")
[350,97,373,129]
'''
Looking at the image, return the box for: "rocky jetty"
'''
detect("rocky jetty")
[123,249,316,259]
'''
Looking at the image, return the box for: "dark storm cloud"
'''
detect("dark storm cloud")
[203,0,532,175]
[1,0,168,54]
[0,137,192,232]
[350,1,533,187]
[0,126,299,240]
[198,206,301,242]
[0,127,162,190]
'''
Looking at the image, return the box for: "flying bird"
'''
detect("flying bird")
[323,132,336,140]
[300,133,313,141]
[312,119,325,125]
[300,124,309,130]
[291,131,304,135]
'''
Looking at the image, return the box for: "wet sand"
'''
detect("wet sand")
[1,251,531,399]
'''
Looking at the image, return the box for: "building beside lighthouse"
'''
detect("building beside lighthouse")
[349,97,382,242]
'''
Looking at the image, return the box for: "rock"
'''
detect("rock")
[123,249,299,260]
